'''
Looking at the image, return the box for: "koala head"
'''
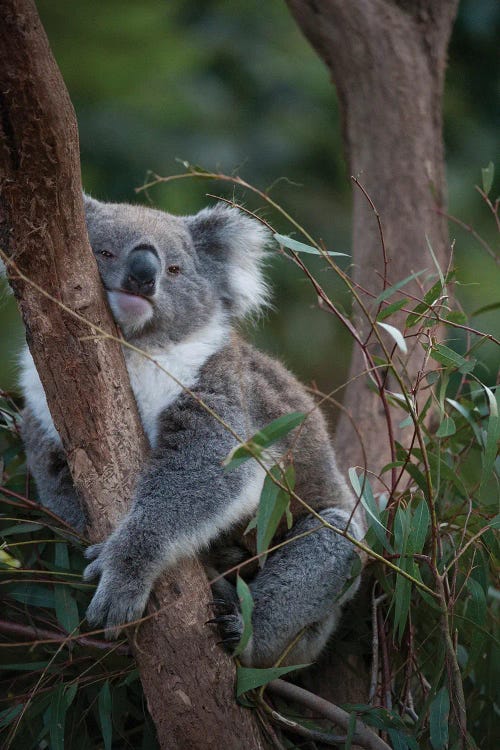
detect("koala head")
[84,196,270,344]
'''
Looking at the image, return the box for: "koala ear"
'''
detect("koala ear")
[83,193,101,218]
[186,204,271,318]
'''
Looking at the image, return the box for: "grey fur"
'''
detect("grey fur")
[20,196,363,667]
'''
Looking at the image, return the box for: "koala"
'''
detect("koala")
[19,196,364,667]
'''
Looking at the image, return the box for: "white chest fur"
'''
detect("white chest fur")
[19,317,228,448]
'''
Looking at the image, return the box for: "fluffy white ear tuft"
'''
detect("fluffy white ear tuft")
[187,203,271,318]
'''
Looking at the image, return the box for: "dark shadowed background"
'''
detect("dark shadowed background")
[1,0,498,399]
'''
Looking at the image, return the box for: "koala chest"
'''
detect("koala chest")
[125,349,198,447]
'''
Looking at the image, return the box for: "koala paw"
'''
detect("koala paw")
[207,600,244,653]
[83,541,151,635]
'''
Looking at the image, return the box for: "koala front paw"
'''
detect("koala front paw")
[83,541,151,635]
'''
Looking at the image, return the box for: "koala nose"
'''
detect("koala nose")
[124,246,160,297]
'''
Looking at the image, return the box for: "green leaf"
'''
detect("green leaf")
[376,299,409,321]
[481,161,494,196]
[0,704,23,730]
[409,500,430,554]
[273,232,349,257]
[48,682,67,750]
[98,681,113,750]
[436,416,456,438]
[7,583,55,608]
[444,310,467,325]
[224,412,305,471]
[393,507,412,641]
[429,343,475,374]
[388,729,419,750]
[373,270,427,305]
[490,514,500,530]
[348,469,392,552]
[377,322,408,354]
[236,664,309,696]
[1,522,44,536]
[256,466,293,565]
[466,578,487,670]
[54,543,80,634]
[480,383,499,498]
[233,576,254,657]
[429,685,450,750]
[406,279,444,328]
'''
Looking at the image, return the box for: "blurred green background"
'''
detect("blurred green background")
[1,0,498,396]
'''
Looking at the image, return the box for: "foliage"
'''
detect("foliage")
[1,166,498,749]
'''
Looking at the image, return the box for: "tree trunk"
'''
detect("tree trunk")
[285,0,458,705]
[0,2,264,748]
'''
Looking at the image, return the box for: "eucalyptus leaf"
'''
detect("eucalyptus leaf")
[233,576,254,657]
[274,232,349,257]
[481,161,494,196]
[373,270,427,305]
[429,686,450,750]
[54,543,80,634]
[376,298,409,321]
[48,682,67,750]
[256,465,293,565]
[377,321,408,354]
[236,663,309,696]
[98,681,113,750]
[224,412,305,471]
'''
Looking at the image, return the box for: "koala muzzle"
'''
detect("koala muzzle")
[124,245,160,297]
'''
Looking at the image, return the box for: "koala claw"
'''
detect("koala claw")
[208,610,244,653]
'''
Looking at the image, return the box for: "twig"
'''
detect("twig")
[0,618,130,655]
[267,679,392,750]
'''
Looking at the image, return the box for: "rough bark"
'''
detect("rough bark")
[0,2,264,748]
[285,0,458,706]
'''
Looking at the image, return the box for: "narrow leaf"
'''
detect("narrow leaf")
[373,270,426,304]
[480,383,499,497]
[466,578,487,670]
[377,322,408,354]
[233,576,254,657]
[274,232,349,257]
[349,468,392,552]
[256,468,291,566]
[436,416,456,438]
[376,298,409,321]
[236,664,309,696]
[224,413,305,471]
[98,681,113,750]
[481,161,494,195]
[54,543,80,634]
[0,704,23,730]
[48,682,67,750]
[409,500,430,554]
[429,686,450,750]
[429,343,475,374]
[406,279,444,328]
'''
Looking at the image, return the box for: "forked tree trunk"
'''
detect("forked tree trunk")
[0,2,264,748]
[285,0,458,705]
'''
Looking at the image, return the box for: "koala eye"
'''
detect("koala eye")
[167,265,181,275]
[99,250,115,259]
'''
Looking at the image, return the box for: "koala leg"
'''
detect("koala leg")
[21,408,86,532]
[215,508,362,667]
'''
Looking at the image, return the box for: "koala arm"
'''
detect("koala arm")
[21,407,87,532]
[84,392,258,631]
